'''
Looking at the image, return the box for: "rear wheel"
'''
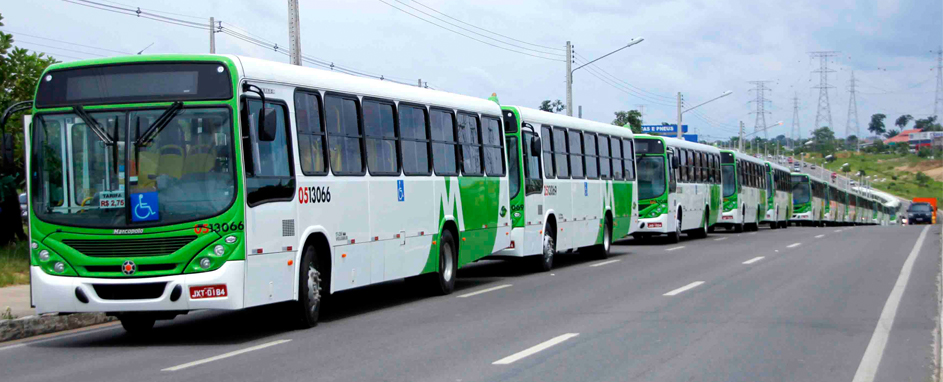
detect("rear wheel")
[691,211,709,238]
[119,314,156,334]
[590,218,612,259]
[535,230,555,272]
[293,245,323,329]
[431,230,458,295]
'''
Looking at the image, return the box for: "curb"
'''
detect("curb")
[0,313,117,343]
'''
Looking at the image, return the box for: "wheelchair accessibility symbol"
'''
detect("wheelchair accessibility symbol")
[131,192,160,222]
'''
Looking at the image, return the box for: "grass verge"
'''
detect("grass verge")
[0,240,30,287]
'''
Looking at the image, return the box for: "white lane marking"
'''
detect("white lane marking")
[663,281,705,296]
[457,284,513,298]
[749,232,757,235]
[162,339,292,371]
[787,243,801,248]
[0,324,121,351]
[665,246,686,251]
[852,225,931,382]
[815,234,825,238]
[742,256,765,265]
[590,259,621,267]
[492,333,580,365]
[834,229,843,233]
[714,237,727,241]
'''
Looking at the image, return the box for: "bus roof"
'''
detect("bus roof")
[659,135,721,154]
[766,160,790,172]
[720,150,765,166]
[508,105,635,138]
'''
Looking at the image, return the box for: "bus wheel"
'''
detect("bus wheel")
[433,230,458,294]
[780,220,788,229]
[118,314,155,333]
[667,214,682,243]
[294,245,323,328]
[534,231,556,271]
[590,218,612,259]
[734,223,744,233]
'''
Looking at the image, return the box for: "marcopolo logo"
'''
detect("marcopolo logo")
[113,229,144,235]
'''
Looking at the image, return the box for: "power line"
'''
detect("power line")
[89,0,206,20]
[15,40,106,58]
[575,53,675,100]
[575,58,676,107]
[378,0,564,62]
[407,0,564,52]
[0,29,130,55]
[21,48,85,61]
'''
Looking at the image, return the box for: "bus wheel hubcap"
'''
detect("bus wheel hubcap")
[543,236,554,265]
[604,225,610,252]
[306,264,321,314]
[442,242,454,282]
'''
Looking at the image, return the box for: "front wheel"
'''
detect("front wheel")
[293,245,323,329]
[666,215,682,244]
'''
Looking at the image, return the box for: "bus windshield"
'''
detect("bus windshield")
[637,156,666,200]
[722,165,737,197]
[791,177,811,205]
[30,107,235,228]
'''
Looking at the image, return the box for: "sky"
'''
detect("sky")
[3,0,942,143]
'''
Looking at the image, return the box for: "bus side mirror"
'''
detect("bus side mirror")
[258,107,277,142]
[671,155,680,168]
[530,137,541,156]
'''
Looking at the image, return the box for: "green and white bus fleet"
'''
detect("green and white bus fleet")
[789,173,827,226]
[827,184,849,226]
[494,106,638,270]
[633,135,722,243]
[717,150,766,232]
[762,161,791,229]
[23,54,519,331]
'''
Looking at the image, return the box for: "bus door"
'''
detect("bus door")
[521,127,544,256]
[241,91,297,307]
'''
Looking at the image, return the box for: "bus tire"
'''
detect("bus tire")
[432,230,458,294]
[590,217,612,259]
[294,245,324,329]
[667,213,682,243]
[119,314,156,333]
[536,230,555,271]
[734,223,744,233]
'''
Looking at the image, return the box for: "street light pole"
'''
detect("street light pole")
[678,90,734,138]
[567,38,644,116]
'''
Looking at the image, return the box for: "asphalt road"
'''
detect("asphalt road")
[1,223,940,382]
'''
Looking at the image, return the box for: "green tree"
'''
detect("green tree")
[539,99,565,113]
[612,110,642,133]
[868,113,886,136]
[914,116,942,132]
[895,114,913,129]
[0,15,59,174]
[915,171,931,186]
[884,129,900,138]
[812,126,836,155]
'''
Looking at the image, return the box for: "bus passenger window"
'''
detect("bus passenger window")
[430,109,458,176]
[399,105,431,175]
[363,100,399,175]
[324,95,364,175]
[294,91,327,175]
[457,113,483,176]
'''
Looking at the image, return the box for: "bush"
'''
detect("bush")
[918,147,933,158]
[916,172,931,186]
[891,175,898,180]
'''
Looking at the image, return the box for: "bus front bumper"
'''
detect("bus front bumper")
[31,260,245,314]
[791,211,813,221]
[637,214,670,234]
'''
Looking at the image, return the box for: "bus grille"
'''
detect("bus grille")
[93,283,167,300]
[62,236,197,257]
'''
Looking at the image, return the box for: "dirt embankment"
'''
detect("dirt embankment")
[895,160,943,181]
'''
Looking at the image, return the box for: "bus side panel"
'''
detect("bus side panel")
[388,176,436,280]
[545,177,571,250]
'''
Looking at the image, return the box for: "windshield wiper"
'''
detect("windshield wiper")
[72,106,114,145]
[135,101,183,147]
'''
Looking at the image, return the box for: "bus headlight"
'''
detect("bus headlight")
[39,250,50,262]
[199,257,212,269]
[225,235,237,244]
[53,262,65,273]
[213,245,225,256]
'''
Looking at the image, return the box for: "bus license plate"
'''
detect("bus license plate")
[190,284,227,299]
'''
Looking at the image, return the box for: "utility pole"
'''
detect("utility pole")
[790,93,800,149]
[578,105,582,118]
[418,78,422,87]
[739,121,744,152]
[846,71,860,151]
[810,51,839,130]
[566,41,573,116]
[934,47,942,119]
[748,81,772,140]
[676,92,684,138]
[209,17,215,53]
[288,0,302,66]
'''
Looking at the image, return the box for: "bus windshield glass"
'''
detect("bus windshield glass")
[791,176,810,205]
[637,156,666,200]
[30,107,235,228]
[722,165,736,197]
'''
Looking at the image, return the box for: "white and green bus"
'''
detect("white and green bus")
[762,161,791,229]
[718,150,767,232]
[790,173,827,226]
[23,55,513,331]
[633,135,722,243]
[494,106,638,270]
[829,186,850,225]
